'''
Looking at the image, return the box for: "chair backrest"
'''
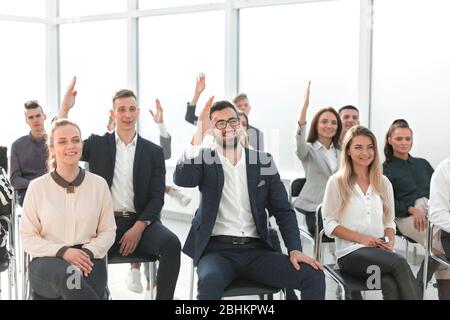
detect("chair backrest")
[290,178,306,201]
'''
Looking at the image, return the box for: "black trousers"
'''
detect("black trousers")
[109,217,181,300]
[29,257,106,300]
[441,230,450,260]
[196,240,325,300]
[338,247,421,300]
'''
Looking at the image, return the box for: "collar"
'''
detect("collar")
[28,132,47,143]
[51,168,85,193]
[391,154,413,164]
[216,144,244,166]
[312,140,335,152]
[115,130,137,147]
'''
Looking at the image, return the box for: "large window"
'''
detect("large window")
[59,0,126,17]
[138,11,225,168]
[0,0,45,17]
[59,20,127,137]
[239,0,360,176]
[0,21,46,149]
[371,0,450,167]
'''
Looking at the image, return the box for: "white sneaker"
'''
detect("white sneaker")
[169,188,191,207]
[126,268,144,294]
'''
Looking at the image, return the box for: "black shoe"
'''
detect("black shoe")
[0,246,9,272]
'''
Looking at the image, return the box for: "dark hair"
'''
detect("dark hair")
[112,89,137,104]
[24,100,44,112]
[384,119,412,161]
[209,100,239,120]
[338,105,359,114]
[307,107,342,149]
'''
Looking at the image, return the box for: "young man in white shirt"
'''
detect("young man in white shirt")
[175,98,324,300]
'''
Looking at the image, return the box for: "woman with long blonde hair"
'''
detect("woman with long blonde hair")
[322,125,420,300]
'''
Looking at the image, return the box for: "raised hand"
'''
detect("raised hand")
[149,99,164,124]
[62,77,77,109]
[191,96,214,145]
[107,113,116,132]
[191,73,206,106]
[298,80,311,126]
[195,73,206,95]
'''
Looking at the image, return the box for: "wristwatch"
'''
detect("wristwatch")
[141,220,151,227]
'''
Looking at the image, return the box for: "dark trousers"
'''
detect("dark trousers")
[338,247,421,300]
[109,217,181,300]
[196,240,325,300]
[441,230,450,260]
[29,257,106,300]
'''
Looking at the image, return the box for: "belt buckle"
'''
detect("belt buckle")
[122,211,130,217]
[232,237,245,245]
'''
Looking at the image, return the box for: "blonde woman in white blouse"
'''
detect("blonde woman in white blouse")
[20,119,116,300]
[322,125,420,300]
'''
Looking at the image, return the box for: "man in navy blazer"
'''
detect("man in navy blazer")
[174,98,325,300]
[58,78,181,300]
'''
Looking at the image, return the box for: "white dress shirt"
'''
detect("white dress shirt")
[429,158,450,233]
[184,144,259,238]
[322,174,396,259]
[312,140,339,173]
[110,132,137,212]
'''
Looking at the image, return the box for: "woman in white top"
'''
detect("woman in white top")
[429,158,450,299]
[322,125,420,300]
[20,119,116,300]
[294,81,342,237]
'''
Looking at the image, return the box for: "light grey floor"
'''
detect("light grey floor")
[0,214,441,300]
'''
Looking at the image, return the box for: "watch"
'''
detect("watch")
[141,220,151,227]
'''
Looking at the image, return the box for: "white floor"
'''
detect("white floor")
[0,214,441,300]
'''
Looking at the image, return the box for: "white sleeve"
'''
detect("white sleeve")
[321,176,340,238]
[429,159,450,233]
[184,144,201,160]
[383,177,397,231]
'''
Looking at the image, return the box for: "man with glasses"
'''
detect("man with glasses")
[10,100,49,206]
[184,74,264,151]
[175,98,325,300]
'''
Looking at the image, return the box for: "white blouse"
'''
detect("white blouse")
[429,158,450,233]
[322,174,396,259]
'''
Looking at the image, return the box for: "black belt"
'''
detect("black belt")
[114,211,136,217]
[211,235,260,245]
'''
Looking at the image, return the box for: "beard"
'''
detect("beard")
[219,136,239,150]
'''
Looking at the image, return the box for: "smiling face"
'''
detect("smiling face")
[348,134,375,169]
[111,96,140,133]
[317,111,338,141]
[49,124,82,168]
[340,108,360,132]
[388,127,413,158]
[234,98,251,115]
[211,107,241,150]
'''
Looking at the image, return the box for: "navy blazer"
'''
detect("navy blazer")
[82,132,166,222]
[174,147,301,265]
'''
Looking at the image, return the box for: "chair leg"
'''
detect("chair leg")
[189,262,195,300]
[149,262,156,300]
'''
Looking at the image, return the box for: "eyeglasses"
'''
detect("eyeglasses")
[214,117,240,130]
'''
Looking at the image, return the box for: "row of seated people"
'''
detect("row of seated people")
[2,75,450,300]
[293,81,450,299]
